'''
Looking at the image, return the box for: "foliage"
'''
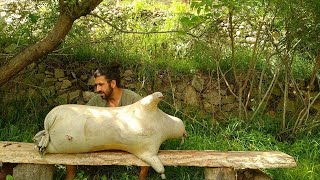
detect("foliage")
[0,87,55,142]
[0,1,58,47]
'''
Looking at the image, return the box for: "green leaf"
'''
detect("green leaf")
[28,14,39,23]
[101,175,107,180]
[180,16,192,28]
[6,175,14,180]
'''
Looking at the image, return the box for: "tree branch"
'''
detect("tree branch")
[89,13,199,38]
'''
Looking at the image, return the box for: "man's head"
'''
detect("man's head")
[94,63,122,99]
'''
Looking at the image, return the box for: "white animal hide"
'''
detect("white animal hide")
[34,92,186,177]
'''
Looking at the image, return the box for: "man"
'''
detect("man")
[66,64,150,180]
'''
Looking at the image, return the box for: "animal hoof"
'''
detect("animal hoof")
[161,173,166,179]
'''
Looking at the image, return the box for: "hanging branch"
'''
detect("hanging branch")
[250,68,280,121]
[292,91,320,134]
[89,13,199,38]
[215,60,223,112]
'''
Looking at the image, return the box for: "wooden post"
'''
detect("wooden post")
[204,167,236,180]
[13,164,54,180]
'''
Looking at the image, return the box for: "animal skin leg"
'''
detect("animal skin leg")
[136,153,166,179]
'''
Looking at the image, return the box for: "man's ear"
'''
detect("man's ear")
[110,80,117,88]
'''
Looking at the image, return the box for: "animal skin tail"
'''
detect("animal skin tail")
[33,130,49,156]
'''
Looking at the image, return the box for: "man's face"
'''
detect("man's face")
[95,76,113,99]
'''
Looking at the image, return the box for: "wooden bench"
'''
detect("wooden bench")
[0,141,296,180]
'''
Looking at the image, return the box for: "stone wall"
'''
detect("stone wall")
[2,58,319,121]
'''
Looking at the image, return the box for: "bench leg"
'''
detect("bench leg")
[204,167,235,180]
[13,164,54,180]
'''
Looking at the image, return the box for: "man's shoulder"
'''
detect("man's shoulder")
[121,89,142,106]
[89,94,102,101]
[123,89,142,98]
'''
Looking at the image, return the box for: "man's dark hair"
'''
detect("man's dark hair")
[94,63,122,87]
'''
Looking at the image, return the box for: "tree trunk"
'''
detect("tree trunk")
[0,0,103,87]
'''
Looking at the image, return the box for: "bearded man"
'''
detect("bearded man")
[66,63,150,180]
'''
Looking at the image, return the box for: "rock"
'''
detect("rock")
[87,76,95,86]
[122,70,133,77]
[174,80,188,100]
[42,78,57,87]
[184,85,201,107]
[55,81,62,91]
[221,95,236,104]
[126,83,137,89]
[71,79,78,84]
[176,80,188,92]
[191,76,205,92]
[56,93,68,104]
[54,68,65,78]
[277,98,297,112]
[45,71,54,76]
[203,101,219,113]
[222,103,238,112]
[220,89,227,96]
[86,61,98,70]
[23,76,38,85]
[311,101,320,112]
[80,75,87,81]
[202,91,221,105]
[77,99,86,105]
[69,90,81,101]
[58,77,68,82]
[83,91,96,102]
[213,111,227,121]
[175,92,185,100]
[41,86,55,97]
[124,76,133,81]
[60,80,72,89]
[34,73,46,81]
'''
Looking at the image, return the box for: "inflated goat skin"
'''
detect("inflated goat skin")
[34,92,186,176]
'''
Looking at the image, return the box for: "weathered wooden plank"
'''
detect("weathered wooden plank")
[0,141,296,169]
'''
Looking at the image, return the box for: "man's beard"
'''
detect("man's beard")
[100,86,113,99]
